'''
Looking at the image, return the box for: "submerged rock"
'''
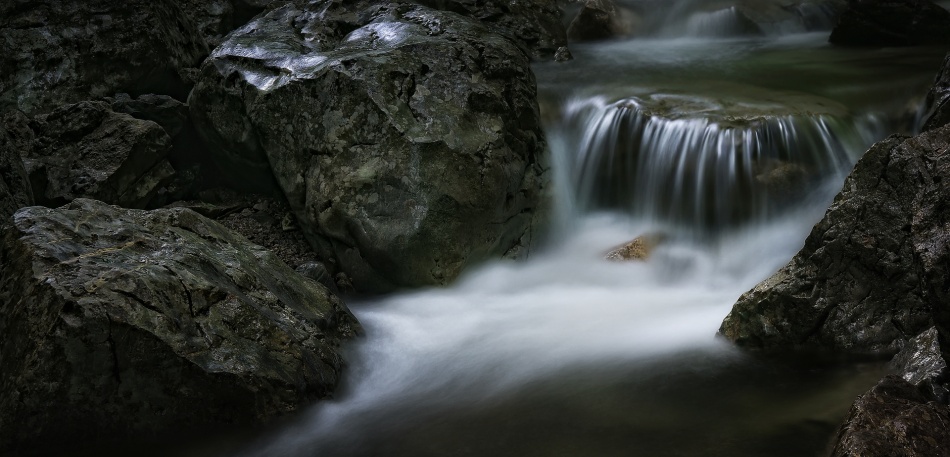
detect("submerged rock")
[191,1,546,292]
[605,234,665,262]
[20,101,177,209]
[922,53,950,132]
[829,0,950,46]
[0,0,209,114]
[720,124,950,352]
[0,199,359,454]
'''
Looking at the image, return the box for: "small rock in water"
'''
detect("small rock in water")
[605,234,666,262]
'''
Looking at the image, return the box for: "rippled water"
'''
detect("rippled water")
[190,8,948,457]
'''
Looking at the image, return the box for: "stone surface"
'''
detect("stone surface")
[0,198,359,454]
[0,117,33,223]
[829,0,950,46]
[21,101,177,209]
[177,0,273,48]
[568,0,629,42]
[922,53,950,132]
[720,124,950,352]
[414,0,568,60]
[892,327,950,403]
[605,234,665,261]
[191,1,546,292]
[0,0,209,115]
[830,375,950,457]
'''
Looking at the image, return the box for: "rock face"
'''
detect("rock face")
[0,120,33,223]
[177,0,272,47]
[922,53,950,132]
[568,0,629,42]
[0,0,208,115]
[191,1,546,292]
[0,199,359,454]
[20,101,177,209]
[831,328,950,457]
[720,124,950,352]
[414,0,568,60]
[829,0,950,46]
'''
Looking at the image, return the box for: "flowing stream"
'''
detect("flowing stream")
[196,2,948,456]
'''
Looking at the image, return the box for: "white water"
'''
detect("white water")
[225,5,949,457]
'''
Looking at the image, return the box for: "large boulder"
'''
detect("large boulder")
[0,120,33,223]
[829,0,950,46]
[720,124,950,352]
[0,0,208,115]
[922,53,950,132]
[568,0,631,42]
[413,0,568,60]
[0,198,359,454]
[20,101,178,209]
[190,1,546,292]
[830,328,950,457]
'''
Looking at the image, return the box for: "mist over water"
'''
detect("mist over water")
[228,5,949,457]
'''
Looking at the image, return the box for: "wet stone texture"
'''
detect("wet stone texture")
[0,199,359,455]
[190,0,547,293]
[0,0,208,115]
[720,123,950,352]
[0,117,33,223]
[922,53,950,133]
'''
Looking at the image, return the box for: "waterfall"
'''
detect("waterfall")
[555,95,887,233]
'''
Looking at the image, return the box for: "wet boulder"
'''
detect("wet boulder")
[720,124,950,352]
[413,0,568,60]
[20,101,177,209]
[190,1,546,292]
[0,0,209,115]
[568,0,631,42]
[0,198,359,454]
[922,53,950,132]
[605,234,665,262]
[831,328,950,457]
[829,0,950,46]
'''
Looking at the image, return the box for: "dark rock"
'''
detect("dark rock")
[177,0,274,48]
[720,124,950,352]
[830,375,950,457]
[892,327,950,403]
[0,0,209,115]
[21,101,177,209]
[109,93,191,138]
[0,118,33,222]
[922,53,950,132]
[568,0,638,42]
[829,0,950,46]
[0,198,359,454]
[413,0,569,60]
[296,261,341,295]
[191,1,546,292]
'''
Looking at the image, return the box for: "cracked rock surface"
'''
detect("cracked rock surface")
[720,123,950,352]
[0,198,359,454]
[190,1,546,292]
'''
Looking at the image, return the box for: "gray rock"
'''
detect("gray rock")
[0,0,209,115]
[0,116,33,223]
[177,0,275,48]
[413,0,569,60]
[568,0,629,42]
[720,124,950,352]
[0,198,359,454]
[22,101,177,209]
[891,327,950,403]
[191,1,546,292]
[922,53,950,132]
[829,0,950,46]
[830,375,950,457]
[108,93,191,139]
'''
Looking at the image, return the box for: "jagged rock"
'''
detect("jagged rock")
[605,234,665,261]
[0,0,209,115]
[892,327,950,403]
[413,0,568,60]
[0,119,33,222]
[829,0,950,46]
[0,198,359,454]
[21,101,177,209]
[190,1,546,292]
[108,93,191,139]
[922,53,950,132]
[830,375,950,457]
[568,0,630,42]
[177,0,273,47]
[720,124,950,352]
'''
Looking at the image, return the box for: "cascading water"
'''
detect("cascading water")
[214,3,949,457]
